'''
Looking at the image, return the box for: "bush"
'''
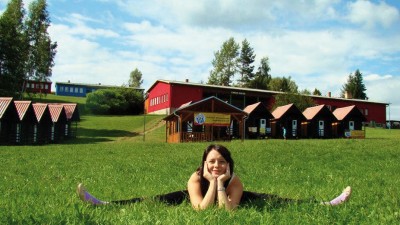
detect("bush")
[86,88,143,115]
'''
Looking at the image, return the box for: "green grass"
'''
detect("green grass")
[1,94,399,224]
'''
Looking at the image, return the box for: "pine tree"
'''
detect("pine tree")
[238,39,255,87]
[249,56,271,90]
[341,69,367,100]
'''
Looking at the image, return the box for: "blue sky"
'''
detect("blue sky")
[1,0,399,120]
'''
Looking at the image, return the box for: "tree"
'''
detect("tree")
[208,37,239,86]
[0,0,27,97]
[24,0,57,86]
[273,92,315,112]
[312,88,322,96]
[86,88,144,115]
[128,68,143,88]
[238,39,255,87]
[269,76,298,93]
[249,56,271,90]
[340,69,367,100]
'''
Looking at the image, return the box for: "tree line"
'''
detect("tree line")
[0,0,57,98]
[206,37,368,110]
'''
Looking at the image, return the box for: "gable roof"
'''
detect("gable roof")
[243,102,261,114]
[271,103,294,119]
[333,105,355,120]
[0,97,14,119]
[303,105,325,120]
[14,101,32,121]
[332,105,366,121]
[32,103,49,122]
[164,96,247,120]
[48,104,66,122]
[63,103,80,121]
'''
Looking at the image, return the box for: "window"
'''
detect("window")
[75,87,79,93]
[65,87,69,92]
[365,109,368,116]
[45,84,48,89]
[60,86,64,92]
[80,88,83,93]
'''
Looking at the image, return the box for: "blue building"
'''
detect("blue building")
[55,81,143,97]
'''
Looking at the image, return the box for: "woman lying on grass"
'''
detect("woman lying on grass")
[77,144,351,210]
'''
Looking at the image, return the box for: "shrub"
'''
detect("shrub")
[86,88,143,115]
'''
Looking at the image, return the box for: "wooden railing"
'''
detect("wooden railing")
[181,132,212,142]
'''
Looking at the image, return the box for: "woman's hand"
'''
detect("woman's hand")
[217,163,231,183]
[203,162,215,182]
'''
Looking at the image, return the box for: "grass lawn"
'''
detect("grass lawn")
[1,95,399,224]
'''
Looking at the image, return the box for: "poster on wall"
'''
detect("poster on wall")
[194,112,230,126]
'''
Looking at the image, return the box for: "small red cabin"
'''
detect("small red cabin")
[24,80,52,94]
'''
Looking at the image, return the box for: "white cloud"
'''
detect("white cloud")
[347,0,400,29]
[53,14,119,39]
[364,74,393,81]
[365,74,400,120]
[113,0,341,30]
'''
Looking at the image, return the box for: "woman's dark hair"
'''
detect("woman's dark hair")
[197,144,235,196]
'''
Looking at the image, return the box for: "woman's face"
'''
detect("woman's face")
[205,149,228,178]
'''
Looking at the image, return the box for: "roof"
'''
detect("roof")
[32,103,49,122]
[271,103,294,119]
[147,79,389,105]
[14,101,32,121]
[303,105,325,120]
[55,81,143,91]
[164,96,247,120]
[332,105,356,121]
[63,103,80,121]
[48,104,66,122]
[311,94,388,105]
[0,97,13,119]
[243,102,261,114]
[147,79,282,96]
[177,101,193,109]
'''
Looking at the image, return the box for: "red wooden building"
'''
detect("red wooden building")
[145,79,388,124]
[24,80,52,94]
[163,96,247,143]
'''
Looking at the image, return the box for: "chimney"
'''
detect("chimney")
[68,80,70,83]
[344,91,352,99]
[327,92,331,97]
[185,79,189,83]
[99,83,101,85]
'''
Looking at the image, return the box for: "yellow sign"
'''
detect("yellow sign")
[194,112,230,126]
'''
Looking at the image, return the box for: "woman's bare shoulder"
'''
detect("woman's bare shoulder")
[188,172,200,183]
[229,174,243,187]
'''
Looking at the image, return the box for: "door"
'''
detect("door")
[292,120,297,137]
[318,120,324,137]
[349,121,354,130]
[259,119,266,136]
